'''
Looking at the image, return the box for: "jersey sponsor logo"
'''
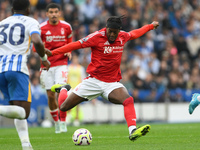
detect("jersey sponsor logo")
[46,30,51,35]
[103,46,124,54]
[46,35,66,42]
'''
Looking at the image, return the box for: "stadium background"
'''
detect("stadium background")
[1,0,200,126]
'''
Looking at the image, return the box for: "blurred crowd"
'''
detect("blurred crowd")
[1,0,200,103]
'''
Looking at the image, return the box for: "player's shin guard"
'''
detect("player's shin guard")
[123,97,136,127]
[58,89,68,121]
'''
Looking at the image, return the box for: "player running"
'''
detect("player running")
[0,0,50,149]
[48,16,159,142]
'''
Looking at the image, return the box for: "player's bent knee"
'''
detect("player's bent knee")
[123,97,134,106]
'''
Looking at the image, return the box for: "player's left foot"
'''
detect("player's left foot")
[189,93,200,114]
[129,124,151,142]
[51,84,71,93]
[60,121,67,133]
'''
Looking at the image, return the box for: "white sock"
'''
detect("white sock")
[0,105,26,119]
[128,125,136,134]
[14,119,31,145]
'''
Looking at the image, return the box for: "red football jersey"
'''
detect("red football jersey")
[40,20,72,67]
[79,28,131,82]
[51,24,154,82]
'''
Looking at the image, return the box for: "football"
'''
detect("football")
[72,128,92,146]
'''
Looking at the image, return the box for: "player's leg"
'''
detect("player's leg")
[46,90,61,133]
[14,119,32,150]
[51,85,85,112]
[0,72,33,149]
[57,88,68,132]
[60,92,86,111]
[105,82,150,142]
[54,65,69,132]
[41,69,61,133]
[108,87,137,133]
[53,77,101,112]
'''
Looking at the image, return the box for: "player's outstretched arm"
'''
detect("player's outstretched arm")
[129,21,159,40]
[46,41,82,56]
[31,33,51,70]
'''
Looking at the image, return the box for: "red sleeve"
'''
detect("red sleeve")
[52,41,82,55]
[129,24,154,40]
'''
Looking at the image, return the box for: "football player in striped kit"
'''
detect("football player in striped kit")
[0,0,50,149]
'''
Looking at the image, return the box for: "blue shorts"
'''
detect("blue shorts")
[0,71,32,102]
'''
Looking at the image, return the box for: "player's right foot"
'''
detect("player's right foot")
[189,93,200,114]
[129,124,151,142]
[51,84,71,93]
[55,121,61,134]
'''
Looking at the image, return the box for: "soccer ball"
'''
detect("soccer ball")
[72,128,92,145]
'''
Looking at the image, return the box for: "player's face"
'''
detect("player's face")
[106,28,120,43]
[46,8,60,25]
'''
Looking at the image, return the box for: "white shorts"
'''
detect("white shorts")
[40,65,68,90]
[73,77,125,101]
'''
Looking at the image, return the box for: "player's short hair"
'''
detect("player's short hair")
[106,16,124,29]
[12,0,30,11]
[46,3,61,12]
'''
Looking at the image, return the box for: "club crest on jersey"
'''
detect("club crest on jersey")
[61,28,65,35]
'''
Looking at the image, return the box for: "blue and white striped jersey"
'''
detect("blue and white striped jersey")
[0,14,41,75]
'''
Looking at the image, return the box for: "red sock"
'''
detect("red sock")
[50,109,59,122]
[58,89,68,122]
[123,97,136,127]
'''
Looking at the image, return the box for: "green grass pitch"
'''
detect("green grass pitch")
[1,123,200,150]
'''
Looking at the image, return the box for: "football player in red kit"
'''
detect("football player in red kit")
[49,16,159,141]
[34,3,72,133]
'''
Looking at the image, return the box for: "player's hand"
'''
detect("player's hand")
[64,52,72,60]
[151,21,159,29]
[42,60,51,71]
[45,48,52,56]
